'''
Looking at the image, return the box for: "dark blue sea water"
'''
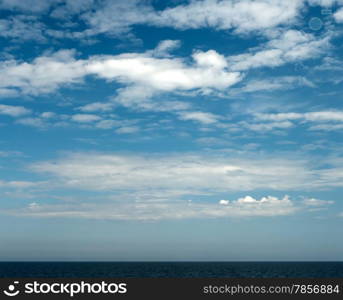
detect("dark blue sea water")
[0,262,343,278]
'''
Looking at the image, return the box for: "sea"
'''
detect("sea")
[0,262,342,278]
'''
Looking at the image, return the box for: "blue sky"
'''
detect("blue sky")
[0,0,343,261]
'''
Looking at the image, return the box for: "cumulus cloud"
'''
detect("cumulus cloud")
[87,50,240,92]
[0,49,86,95]
[0,48,241,98]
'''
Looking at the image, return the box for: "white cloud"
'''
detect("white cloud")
[178,111,220,124]
[0,49,86,95]
[309,123,343,131]
[16,117,45,128]
[83,0,304,36]
[87,50,241,92]
[153,40,181,57]
[77,102,113,112]
[235,76,315,93]
[40,111,56,119]
[256,111,343,122]
[115,126,139,134]
[0,48,241,105]
[30,152,343,194]
[0,104,31,117]
[0,0,58,13]
[241,120,294,132]
[0,180,37,188]
[95,119,120,129]
[71,114,101,123]
[0,0,337,43]
[219,199,229,205]
[244,110,343,132]
[112,86,192,112]
[10,194,298,221]
[228,30,330,71]
[0,15,46,41]
[303,198,334,206]
[334,7,343,22]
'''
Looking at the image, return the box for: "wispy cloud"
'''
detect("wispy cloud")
[7,194,299,221]
[29,152,343,194]
[0,104,31,117]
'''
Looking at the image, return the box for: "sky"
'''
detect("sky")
[0,0,343,261]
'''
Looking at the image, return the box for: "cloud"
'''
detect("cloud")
[83,0,304,37]
[234,76,315,94]
[71,114,101,123]
[303,198,334,206]
[309,124,343,131]
[95,119,121,129]
[29,152,343,194]
[178,111,220,124]
[0,104,31,117]
[77,102,113,112]
[0,0,337,44]
[153,40,181,57]
[0,15,46,41]
[0,49,86,95]
[112,86,192,112]
[87,50,241,92]
[228,30,330,71]
[0,180,37,188]
[16,117,45,128]
[50,0,95,19]
[115,126,139,134]
[334,7,343,22]
[219,199,229,205]
[0,150,23,157]
[256,111,343,122]
[240,120,294,132]
[153,0,303,33]
[0,0,58,13]
[40,112,56,119]
[9,194,298,221]
[251,111,343,132]
[0,48,241,99]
